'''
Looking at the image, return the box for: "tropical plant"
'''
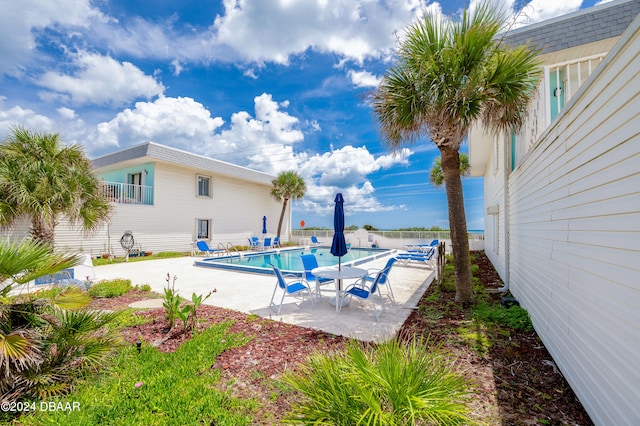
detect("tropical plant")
[271,171,306,242]
[373,1,540,304]
[0,239,80,299]
[88,278,133,298]
[188,290,215,332]
[282,336,473,425]
[430,153,470,187]
[0,126,112,246]
[0,239,121,401]
[162,273,182,330]
[163,272,215,335]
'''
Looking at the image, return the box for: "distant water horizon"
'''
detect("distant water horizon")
[295,228,485,233]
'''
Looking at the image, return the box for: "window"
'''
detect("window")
[197,219,210,239]
[197,175,211,197]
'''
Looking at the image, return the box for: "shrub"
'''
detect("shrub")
[134,284,152,292]
[472,301,533,331]
[281,336,473,425]
[88,279,132,298]
[110,309,153,329]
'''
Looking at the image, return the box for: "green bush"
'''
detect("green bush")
[281,336,473,425]
[110,308,153,329]
[134,284,152,292]
[472,301,533,331]
[88,278,132,298]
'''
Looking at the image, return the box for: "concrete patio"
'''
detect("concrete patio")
[94,252,435,342]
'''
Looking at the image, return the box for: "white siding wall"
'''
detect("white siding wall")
[19,162,286,257]
[506,20,640,425]
[482,134,507,278]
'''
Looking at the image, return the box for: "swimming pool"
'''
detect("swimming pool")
[194,247,393,276]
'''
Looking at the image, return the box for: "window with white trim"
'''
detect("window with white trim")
[196,219,210,239]
[197,175,211,197]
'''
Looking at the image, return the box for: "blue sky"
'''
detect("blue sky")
[0,0,605,230]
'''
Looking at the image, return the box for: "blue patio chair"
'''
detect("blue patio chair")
[300,254,334,299]
[310,235,325,245]
[247,237,260,250]
[269,264,314,314]
[396,247,436,267]
[196,240,222,256]
[263,237,272,249]
[340,268,386,320]
[362,257,397,301]
[272,237,280,248]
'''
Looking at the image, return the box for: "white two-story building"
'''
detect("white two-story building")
[468,1,640,424]
[2,142,289,257]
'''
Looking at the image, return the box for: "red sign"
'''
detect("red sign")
[300,220,305,228]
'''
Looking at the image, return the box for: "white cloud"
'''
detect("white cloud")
[348,70,381,88]
[211,0,427,65]
[301,145,409,187]
[293,145,411,214]
[89,96,224,151]
[519,0,583,23]
[57,107,76,119]
[0,0,108,76]
[36,51,165,107]
[0,103,54,138]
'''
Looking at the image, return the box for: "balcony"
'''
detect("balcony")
[101,181,154,205]
[512,53,607,168]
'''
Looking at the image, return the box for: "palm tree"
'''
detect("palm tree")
[430,153,470,187]
[271,171,306,242]
[373,1,540,304]
[0,126,112,246]
[0,238,121,400]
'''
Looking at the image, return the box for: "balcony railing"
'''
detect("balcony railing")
[512,53,607,168]
[101,181,154,205]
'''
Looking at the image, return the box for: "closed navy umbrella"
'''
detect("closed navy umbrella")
[330,193,348,270]
[262,216,267,234]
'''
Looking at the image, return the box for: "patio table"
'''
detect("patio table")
[312,266,368,312]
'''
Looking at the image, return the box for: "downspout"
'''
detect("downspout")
[497,131,510,293]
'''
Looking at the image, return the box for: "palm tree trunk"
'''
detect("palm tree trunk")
[30,216,56,247]
[276,198,289,241]
[440,146,473,305]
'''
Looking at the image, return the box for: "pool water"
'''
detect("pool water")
[194,247,392,275]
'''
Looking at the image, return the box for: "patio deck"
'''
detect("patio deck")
[94,252,435,342]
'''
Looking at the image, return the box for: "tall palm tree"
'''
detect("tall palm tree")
[0,126,112,246]
[271,171,306,242]
[430,153,470,187]
[374,1,540,304]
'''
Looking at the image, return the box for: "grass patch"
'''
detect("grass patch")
[456,321,493,356]
[110,308,154,329]
[21,322,257,425]
[472,301,533,332]
[420,251,533,356]
[92,252,189,266]
[88,279,133,298]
